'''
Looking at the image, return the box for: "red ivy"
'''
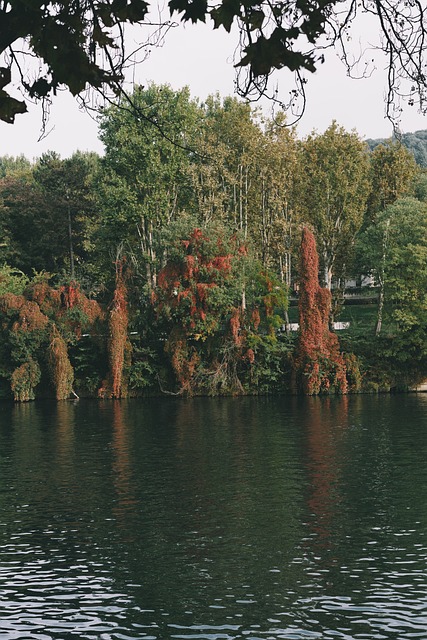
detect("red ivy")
[294,228,348,395]
[107,260,129,399]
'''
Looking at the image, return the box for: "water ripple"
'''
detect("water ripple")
[1,396,427,639]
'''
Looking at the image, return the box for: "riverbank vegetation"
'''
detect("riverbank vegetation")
[1,85,427,400]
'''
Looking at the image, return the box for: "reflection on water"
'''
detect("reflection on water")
[304,396,350,545]
[0,395,426,639]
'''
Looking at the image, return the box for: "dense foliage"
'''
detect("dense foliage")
[1,84,427,400]
[293,228,349,395]
[367,130,427,168]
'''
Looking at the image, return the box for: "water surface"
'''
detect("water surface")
[0,395,426,639]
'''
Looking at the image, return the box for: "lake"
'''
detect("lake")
[0,395,426,639]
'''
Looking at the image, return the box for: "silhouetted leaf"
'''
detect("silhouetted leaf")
[169,0,208,23]
[211,0,240,31]
[0,91,27,123]
[28,78,51,98]
[0,67,11,90]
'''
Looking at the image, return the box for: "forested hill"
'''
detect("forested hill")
[367,130,427,167]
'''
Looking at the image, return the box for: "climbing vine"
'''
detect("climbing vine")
[107,260,130,398]
[0,275,103,401]
[294,228,348,395]
[59,281,103,338]
[152,221,290,395]
[155,227,234,337]
[11,359,41,402]
[154,225,241,394]
[47,325,75,400]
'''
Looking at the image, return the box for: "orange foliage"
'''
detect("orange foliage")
[0,293,49,333]
[165,328,199,394]
[11,359,41,402]
[210,255,232,274]
[0,292,25,313]
[59,281,103,337]
[48,325,74,400]
[82,297,103,325]
[294,228,348,395]
[14,301,49,333]
[230,307,242,346]
[61,281,79,308]
[108,262,129,398]
[196,282,214,303]
[251,308,261,331]
[186,254,196,279]
[190,228,204,243]
[156,228,233,333]
[26,279,102,332]
[27,282,61,316]
[1,279,102,402]
[156,263,180,295]
[244,348,255,364]
[155,227,240,393]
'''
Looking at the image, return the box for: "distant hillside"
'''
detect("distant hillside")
[366,129,427,167]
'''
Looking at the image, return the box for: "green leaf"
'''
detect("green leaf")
[93,24,115,47]
[210,0,240,31]
[169,0,208,23]
[247,9,264,31]
[28,78,51,98]
[125,0,149,22]
[0,91,28,124]
[0,67,11,90]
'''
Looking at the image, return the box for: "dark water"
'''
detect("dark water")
[0,395,426,639]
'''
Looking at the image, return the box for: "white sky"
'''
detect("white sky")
[1,17,427,160]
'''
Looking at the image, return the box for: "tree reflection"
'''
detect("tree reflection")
[112,400,138,538]
[304,396,349,548]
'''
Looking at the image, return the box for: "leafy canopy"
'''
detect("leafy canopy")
[1,0,427,127]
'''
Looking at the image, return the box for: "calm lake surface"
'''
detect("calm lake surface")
[0,395,426,639]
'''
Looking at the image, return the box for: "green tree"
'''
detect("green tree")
[187,95,270,313]
[414,171,427,202]
[0,151,99,276]
[367,141,418,219]
[97,84,201,289]
[297,122,370,292]
[0,264,28,295]
[355,197,427,387]
[251,113,300,287]
[367,130,427,168]
[0,157,33,264]
[0,155,31,178]
[188,95,262,235]
[0,164,44,270]
[33,151,100,279]
[357,197,427,337]
[153,217,288,395]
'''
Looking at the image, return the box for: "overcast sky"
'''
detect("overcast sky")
[1,17,427,160]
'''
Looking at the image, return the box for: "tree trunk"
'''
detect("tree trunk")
[375,283,384,336]
[137,220,156,290]
[66,192,75,280]
[375,219,390,336]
